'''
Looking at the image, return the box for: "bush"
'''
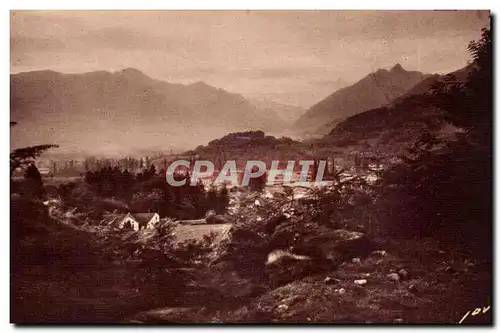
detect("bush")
[375,134,491,260]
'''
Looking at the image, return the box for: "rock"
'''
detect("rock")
[277,304,289,311]
[254,199,261,206]
[266,249,311,265]
[324,276,341,285]
[265,251,326,288]
[298,228,373,262]
[263,191,274,199]
[408,284,419,293]
[398,269,409,279]
[324,229,372,261]
[337,288,346,295]
[387,273,400,282]
[394,318,404,323]
[371,250,388,257]
[354,279,367,286]
[352,257,361,264]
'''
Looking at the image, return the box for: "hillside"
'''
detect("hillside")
[185,131,311,167]
[318,66,472,157]
[10,68,286,155]
[293,64,431,135]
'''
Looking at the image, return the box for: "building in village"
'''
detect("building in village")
[104,212,160,231]
[101,211,232,247]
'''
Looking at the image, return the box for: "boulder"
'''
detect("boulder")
[387,273,400,282]
[324,276,341,285]
[398,269,409,279]
[265,252,331,289]
[298,229,373,263]
[354,279,367,286]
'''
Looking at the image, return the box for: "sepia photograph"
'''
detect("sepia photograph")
[9,9,492,324]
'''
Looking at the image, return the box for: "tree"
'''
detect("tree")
[23,164,44,197]
[10,123,58,177]
[376,28,492,260]
[248,167,268,192]
[10,145,58,177]
[206,186,218,213]
[149,164,157,176]
[430,27,491,141]
[217,185,230,214]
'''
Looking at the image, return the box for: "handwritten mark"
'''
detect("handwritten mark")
[458,305,490,324]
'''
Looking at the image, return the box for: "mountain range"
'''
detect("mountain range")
[11,64,440,157]
[293,64,432,135]
[10,68,303,156]
[320,65,471,156]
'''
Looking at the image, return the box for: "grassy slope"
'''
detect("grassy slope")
[209,238,491,324]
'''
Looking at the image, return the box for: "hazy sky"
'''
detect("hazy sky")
[11,10,490,107]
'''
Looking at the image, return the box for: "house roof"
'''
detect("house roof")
[129,212,157,226]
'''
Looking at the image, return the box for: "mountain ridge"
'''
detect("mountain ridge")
[319,65,472,156]
[292,64,433,135]
[10,68,291,154]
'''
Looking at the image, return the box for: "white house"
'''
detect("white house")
[118,212,160,231]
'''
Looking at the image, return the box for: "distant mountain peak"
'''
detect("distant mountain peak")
[293,64,429,134]
[189,81,212,88]
[117,67,148,78]
[390,63,405,72]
